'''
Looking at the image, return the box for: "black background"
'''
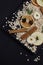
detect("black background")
[0,0,43,65]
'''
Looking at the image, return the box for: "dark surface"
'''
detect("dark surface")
[0,0,43,65]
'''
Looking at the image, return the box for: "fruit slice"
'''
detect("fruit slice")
[37,0,43,7]
[31,32,43,46]
[20,15,34,28]
[31,0,39,6]
[34,40,43,46]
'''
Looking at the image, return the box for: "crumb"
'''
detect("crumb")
[26,1,29,5]
[21,40,26,43]
[27,59,29,61]
[5,24,7,26]
[16,37,19,40]
[25,43,28,47]
[12,17,14,19]
[25,54,28,56]
[34,56,40,62]
[31,46,37,53]
[5,17,7,20]
[11,19,14,22]
[13,13,15,15]
[6,22,7,24]
[2,25,5,28]
[20,52,22,55]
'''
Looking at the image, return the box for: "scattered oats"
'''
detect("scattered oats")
[2,25,5,28]
[34,58,38,62]
[21,40,26,43]
[26,1,29,5]
[14,19,20,26]
[8,21,13,24]
[12,17,14,19]
[28,46,30,49]
[13,12,17,16]
[5,17,7,20]
[9,23,12,26]
[11,26,17,30]
[37,56,40,60]
[25,43,28,47]
[13,13,15,15]
[6,22,7,24]
[5,24,7,26]
[23,4,26,8]
[16,37,19,40]
[17,10,23,17]
[34,56,40,62]
[20,52,22,55]
[19,39,22,41]
[25,54,28,57]
[31,46,37,53]
[11,19,14,22]
[27,59,29,62]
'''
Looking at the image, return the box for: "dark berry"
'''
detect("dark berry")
[29,21,33,25]
[16,25,20,28]
[22,18,26,23]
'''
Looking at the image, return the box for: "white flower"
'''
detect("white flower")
[33,12,40,20]
[31,32,43,46]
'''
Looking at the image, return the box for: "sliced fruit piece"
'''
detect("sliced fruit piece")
[31,0,39,7]
[31,32,43,46]
[34,40,43,46]
[20,15,34,28]
[27,36,36,45]
[33,12,40,20]
[32,32,43,41]
[37,0,43,7]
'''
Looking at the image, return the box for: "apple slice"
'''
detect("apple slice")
[37,0,43,7]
